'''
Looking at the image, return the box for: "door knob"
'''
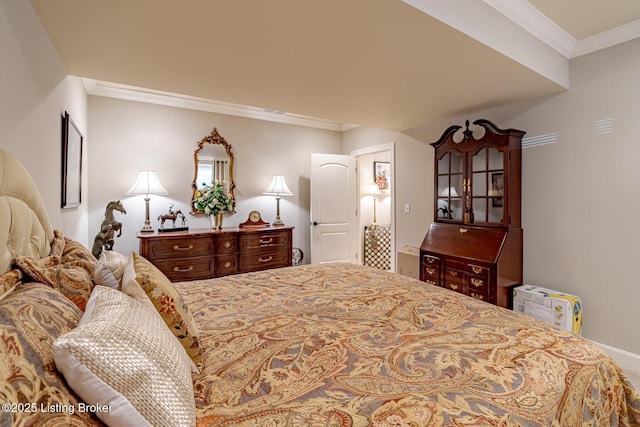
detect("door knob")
[312,221,319,226]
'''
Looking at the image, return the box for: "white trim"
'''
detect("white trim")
[572,19,640,58]
[351,143,396,272]
[483,0,576,58]
[82,78,352,132]
[592,341,640,376]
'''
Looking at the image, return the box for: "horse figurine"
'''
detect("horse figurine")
[92,200,127,259]
[158,205,186,229]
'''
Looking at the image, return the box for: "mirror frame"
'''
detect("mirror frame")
[191,127,236,214]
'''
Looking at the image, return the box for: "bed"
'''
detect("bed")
[1,146,639,426]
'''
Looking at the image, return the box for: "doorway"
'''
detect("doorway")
[352,143,395,272]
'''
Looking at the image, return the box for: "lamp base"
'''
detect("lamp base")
[272,196,285,227]
[140,219,154,233]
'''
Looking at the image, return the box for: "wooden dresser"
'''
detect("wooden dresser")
[421,223,522,308]
[137,226,293,281]
[420,120,525,308]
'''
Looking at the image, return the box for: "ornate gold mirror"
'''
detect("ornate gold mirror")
[191,128,236,214]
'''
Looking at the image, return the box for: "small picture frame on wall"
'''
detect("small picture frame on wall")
[374,161,390,190]
[61,111,83,209]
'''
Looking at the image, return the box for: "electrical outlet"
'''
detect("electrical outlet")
[404,203,411,214]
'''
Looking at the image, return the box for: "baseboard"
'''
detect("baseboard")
[593,341,640,374]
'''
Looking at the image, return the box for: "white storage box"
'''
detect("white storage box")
[512,285,582,335]
[397,246,419,279]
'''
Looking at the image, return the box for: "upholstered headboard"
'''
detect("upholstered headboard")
[0,148,53,274]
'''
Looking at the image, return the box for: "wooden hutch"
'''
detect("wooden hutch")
[420,119,525,308]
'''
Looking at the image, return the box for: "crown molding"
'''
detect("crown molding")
[483,0,576,58]
[82,79,353,132]
[572,19,640,58]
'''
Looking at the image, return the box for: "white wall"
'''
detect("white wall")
[0,0,88,244]
[342,127,432,253]
[87,96,342,260]
[496,38,640,355]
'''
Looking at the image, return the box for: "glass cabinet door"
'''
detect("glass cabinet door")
[436,151,464,221]
[471,147,504,225]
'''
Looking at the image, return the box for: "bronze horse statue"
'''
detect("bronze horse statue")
[158,205,186,229]
[92,200,127,259]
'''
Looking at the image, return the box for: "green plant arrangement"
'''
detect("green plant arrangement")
[193,182,234,217]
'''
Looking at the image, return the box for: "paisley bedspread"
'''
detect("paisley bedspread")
[175,263,640,427]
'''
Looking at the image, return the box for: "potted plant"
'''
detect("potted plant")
[192,182,234,229]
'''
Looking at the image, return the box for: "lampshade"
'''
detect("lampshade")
[126,170,169,196]
[368,184,381,196]
[263,175,293,196]
[441,186,459,197]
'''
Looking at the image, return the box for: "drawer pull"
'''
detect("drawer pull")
[471,266,484,274]
[425,280,436,286]
[173,244,194,251]
[259,238,274,245]
[449,271,458,277]
[471,293,484,300]
[471,278,484,287]
[449,284,459,290]
[258,256,273,263]
[426,267,436,275]
[459,228,468,234]
[224,241,231,248]
[173,266,194,273]
[426,257,436,264]
[224,261,231,268]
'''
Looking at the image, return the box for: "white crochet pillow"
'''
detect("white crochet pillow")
[53,286,196,427]
[93,250,128,289]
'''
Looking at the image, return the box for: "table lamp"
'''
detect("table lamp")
[126,170,168,232]
[263,175,292,227]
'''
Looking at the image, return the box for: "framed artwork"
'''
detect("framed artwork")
[491,172,504,207]
[374,161,390,190]
[61,111,83,208]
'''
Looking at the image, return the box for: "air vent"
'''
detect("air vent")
[594,119,613,135]
[522,132,559,149]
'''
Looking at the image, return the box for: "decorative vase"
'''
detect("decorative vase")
[211,212,223,230]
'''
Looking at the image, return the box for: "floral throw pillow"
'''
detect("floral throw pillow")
[121,252,203,371]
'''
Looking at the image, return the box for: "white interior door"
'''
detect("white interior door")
[310,153,357,264]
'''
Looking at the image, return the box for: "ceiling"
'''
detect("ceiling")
[29,0,640,141]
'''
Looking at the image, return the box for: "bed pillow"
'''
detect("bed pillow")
[50,229,97,276]
[13,255,93,311]
[53,286,196,427]
[121,252,203,371]
[0,268,22,299]
[93,250,128,289]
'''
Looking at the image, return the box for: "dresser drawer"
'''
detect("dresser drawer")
[422,254,441,266]
[444,267,464,284]
[214,254,238,277]
[146,236,213,259]
[213,235,237,254]
[151,256,214,282]
[239,231,290,252]
[421,264,439,280]
[239,251,290,272]
[444,281,464,293]
[467,264,490,279]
